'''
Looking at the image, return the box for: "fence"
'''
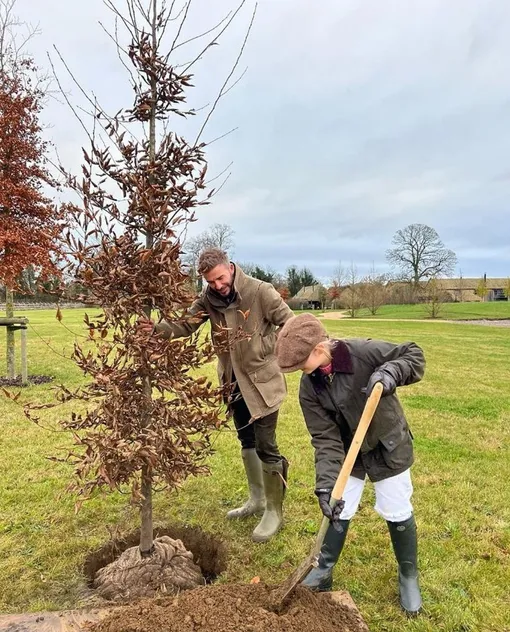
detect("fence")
[0,302,88,310]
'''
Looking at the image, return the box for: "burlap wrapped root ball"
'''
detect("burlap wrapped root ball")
[94,536,204,601]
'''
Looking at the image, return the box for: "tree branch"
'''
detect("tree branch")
[194,2,256,145]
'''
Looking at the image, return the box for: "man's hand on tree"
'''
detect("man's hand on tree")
[136,316,155,336]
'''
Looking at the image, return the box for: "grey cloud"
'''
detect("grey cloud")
[15,0,510,278]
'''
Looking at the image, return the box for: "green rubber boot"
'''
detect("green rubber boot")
[252,458,288,543]
[301,520,350,591]
[387,515,422,616]
[227,449,265,519]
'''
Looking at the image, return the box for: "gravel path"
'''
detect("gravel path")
[453,319,510,327]
[318,312,510,327]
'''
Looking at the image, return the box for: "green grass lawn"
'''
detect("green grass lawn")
[300,301,510,320]
[358,301,510,320]
[1,309,509,632]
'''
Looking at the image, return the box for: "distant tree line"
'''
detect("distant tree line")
[5,223,506,320]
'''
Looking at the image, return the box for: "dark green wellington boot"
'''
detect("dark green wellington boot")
[252,458,288,542]
[301,520,350,591]
[387,515,422,615]
[227,449,265,519]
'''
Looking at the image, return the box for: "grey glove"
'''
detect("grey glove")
[365,369,397,397]
[316,490,345,532]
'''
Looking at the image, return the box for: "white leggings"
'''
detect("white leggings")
[340,469,414,522]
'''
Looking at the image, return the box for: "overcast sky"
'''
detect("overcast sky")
[15,0,510,281]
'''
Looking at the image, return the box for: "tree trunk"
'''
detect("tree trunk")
[139,0,158,557]
[139,465,153,556]
[6,287,15,379]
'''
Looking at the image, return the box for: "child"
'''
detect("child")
[275,313,425,615]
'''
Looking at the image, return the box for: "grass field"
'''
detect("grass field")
[1,309,509,631]
[300,301,510,320]
[361,301,510,320]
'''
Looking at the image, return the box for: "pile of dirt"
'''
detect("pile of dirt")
[94,536,204,601]
[0,374,53,387]
[91,584,367,632]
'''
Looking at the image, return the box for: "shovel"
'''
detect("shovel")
[270,382,384,612]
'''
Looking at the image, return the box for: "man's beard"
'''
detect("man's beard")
[218,282,233,295]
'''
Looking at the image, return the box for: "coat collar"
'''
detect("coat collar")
[331,339,354,374]
[309,339,353,388]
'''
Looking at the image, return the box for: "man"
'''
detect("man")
[275,313,425,615]
[140,247,293,542]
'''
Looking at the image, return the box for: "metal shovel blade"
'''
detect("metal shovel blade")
[269,552,320,612]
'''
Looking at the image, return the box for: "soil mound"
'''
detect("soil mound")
[91,584,367,632]
[0,375,53,387]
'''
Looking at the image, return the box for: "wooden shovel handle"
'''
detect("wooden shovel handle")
[311,382,384,558]
[330,382,383,502]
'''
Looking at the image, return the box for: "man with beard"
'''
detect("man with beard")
[139,248,293,542]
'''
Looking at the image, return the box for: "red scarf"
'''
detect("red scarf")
[319,362,333,376]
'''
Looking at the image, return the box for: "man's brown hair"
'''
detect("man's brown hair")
[197,247,230,275]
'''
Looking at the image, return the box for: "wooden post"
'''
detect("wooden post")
[21,327,28,385]
[6,288,15,379]
[0,317,29,383]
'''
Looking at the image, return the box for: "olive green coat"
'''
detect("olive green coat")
[299,338,425,487]
[156,266,294,419]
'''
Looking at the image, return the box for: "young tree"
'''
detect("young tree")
[318,284,327,310]
[386,224,457,286]
[503,278,510,301]
[456,268,467,303]
[332,261,346,288]
[476,276,489,302]
[342,263,363,318]
[423,277,447,319]
[360,265,387,315]
[327,281,341,309]
[25,0,255,598]
[0,0,62,378]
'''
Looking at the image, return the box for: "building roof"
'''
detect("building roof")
[294,284,324,301]
[436,278,509,290]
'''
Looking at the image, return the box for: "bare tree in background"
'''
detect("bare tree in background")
[476,275,489,302]
[342,262,363,318]
[0,0,51,91]
[455,268,467,303]
[318,284,327,310]
[423,277,449,319]
[332,261,346,288]
[504,277,510,301]
[1,0,36,73]
[360,265,387,315]
[386,224,457,287]
[184,222,235,290]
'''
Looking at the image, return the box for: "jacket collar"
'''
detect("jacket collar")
[309,339,353,388]
[331,339,354,374]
